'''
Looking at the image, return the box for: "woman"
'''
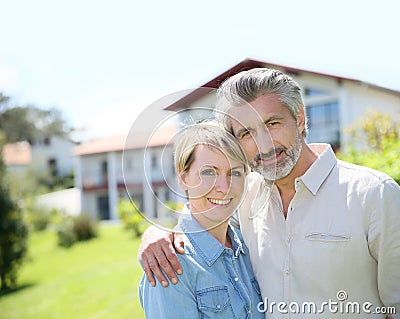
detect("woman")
[139,121,264,318]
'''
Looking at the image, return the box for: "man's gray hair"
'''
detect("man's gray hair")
[215,68,308,137]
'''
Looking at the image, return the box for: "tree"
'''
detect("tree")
[0,93,73,144]
[0,133,28,290]
[0,92,75,194]
[337,111,400,185]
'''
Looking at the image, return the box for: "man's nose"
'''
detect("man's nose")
[254,128,273,154]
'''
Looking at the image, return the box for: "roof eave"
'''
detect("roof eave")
[164,58,400,111]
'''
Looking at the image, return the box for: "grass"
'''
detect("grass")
[0,223,145,319]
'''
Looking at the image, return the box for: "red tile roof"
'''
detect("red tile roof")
[2,141,32,166]
[73,125,177,156]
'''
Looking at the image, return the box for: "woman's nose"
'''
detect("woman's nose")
[214,175,230,194]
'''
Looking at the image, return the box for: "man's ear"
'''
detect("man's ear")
[296,107,306,136]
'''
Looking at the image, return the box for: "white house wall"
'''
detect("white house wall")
[120,148,144,183]
[81,191,98,220]
[80,153,108,187]
[342,82,400,124]
[339,82,400,147]
[294,72,340,93]
[176,91,217,123]
[122,146,175,188]
[77,144,178,222]
[30,136,75,176]
[36,188,81,216]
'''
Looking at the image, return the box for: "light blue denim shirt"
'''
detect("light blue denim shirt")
[139,205,264,319]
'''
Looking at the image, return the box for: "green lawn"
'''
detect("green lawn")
[0,224,145,319]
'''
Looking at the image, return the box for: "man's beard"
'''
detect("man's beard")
[250,130,303,181]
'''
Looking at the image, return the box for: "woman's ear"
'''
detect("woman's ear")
[178,170,187,190]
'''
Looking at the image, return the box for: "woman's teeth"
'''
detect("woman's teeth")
[208,198,231,205]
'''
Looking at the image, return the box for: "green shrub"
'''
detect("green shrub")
[0,208,29,290]
[56,218,77,248]
[165,201,184,213]
[338,142,400,185]
[30,207,50,231]
[72,215,97,241]
[27,206,65,232]
[117,198,146,237]
[337,111,400,185]
[0,133,29,290]
[56,215,97,248]
[49,208,64,226]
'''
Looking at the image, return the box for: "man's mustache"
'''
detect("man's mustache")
[253,147,286,162]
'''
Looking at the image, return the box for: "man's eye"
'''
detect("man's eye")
[240,131,250,138]
[201,169,216,176]
[266,121,279,127]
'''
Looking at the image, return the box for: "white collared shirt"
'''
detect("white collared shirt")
[238,143,400,318]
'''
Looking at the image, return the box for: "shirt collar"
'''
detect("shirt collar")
[298,143,337,195]
[178,204,245,267]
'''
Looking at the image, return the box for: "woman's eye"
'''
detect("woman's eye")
[201,169,216,176]
[231,170,242,177]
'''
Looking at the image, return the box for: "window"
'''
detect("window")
[151,154,158,169]
[153,190,158,219]
[305,88,327,96]
[306,101,340,148]
[97,195,110,220]
[43,137,51,145]
[101,161,108,185]
[48,158,57,177]
[125,158,133,170]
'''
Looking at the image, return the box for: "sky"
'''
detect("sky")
[1,0,399,141]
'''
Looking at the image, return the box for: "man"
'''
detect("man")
[139,68,400,318]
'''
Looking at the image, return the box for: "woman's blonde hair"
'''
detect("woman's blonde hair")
[174,120,249,174]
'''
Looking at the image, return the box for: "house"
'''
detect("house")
[165,58,400,150]
[2,135,79,216]
[2,135,76,178]
[73,125,181,222]
[2,136,80,216]
[2,141,31,176]
[30,135,77,177]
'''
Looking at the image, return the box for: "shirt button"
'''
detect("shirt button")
[248,310,252,314]
[234,277,239,282]
[284,270,290,276]
[216,304,221,309]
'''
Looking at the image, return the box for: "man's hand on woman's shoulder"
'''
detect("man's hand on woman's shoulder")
[139,225,185,287]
